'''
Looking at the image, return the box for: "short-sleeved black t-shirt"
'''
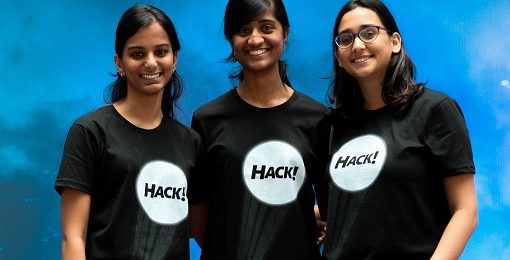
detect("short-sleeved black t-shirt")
[55,105,202,260]
[322,89,475,259]
[191,89,329,260]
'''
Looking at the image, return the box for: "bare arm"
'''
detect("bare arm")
[189,203,210,248]
[431,174,478,260]
[60,188,90,260]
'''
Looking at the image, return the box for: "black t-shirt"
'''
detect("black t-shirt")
[191,89,329,260]
[322,89,475,259]
[55,105,202,260]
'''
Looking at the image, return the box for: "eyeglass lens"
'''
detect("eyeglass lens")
[336,26,380,48]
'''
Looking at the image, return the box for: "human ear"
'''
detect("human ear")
[114,54,124,76]
[334,49,343,68]
[283,28,289,43]
[391,32,402,53]
[172,51,178,72]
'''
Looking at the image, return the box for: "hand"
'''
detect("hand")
[314,205,326,245]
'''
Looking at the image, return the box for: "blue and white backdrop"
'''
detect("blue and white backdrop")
[1,0,509,259]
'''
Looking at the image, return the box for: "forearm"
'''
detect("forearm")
[189,203,210,247]
[60,188,90,260]
[431,208,478,260]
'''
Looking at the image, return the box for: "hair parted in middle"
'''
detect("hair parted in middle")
[223,0,292,87]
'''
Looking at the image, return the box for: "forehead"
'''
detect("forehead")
[338,7,384,32]
[125,23,170,48]
[247,10,279,25]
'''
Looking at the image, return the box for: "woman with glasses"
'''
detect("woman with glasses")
[189,0,328,259]
[323,0,478,259]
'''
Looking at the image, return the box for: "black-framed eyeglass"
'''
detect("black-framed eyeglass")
[334,25,392,49]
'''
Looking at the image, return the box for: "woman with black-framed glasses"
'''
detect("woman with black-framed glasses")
[322,0,478,259]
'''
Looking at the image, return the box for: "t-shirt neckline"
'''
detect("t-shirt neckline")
[108,104,166,132]
[231,87,298,112]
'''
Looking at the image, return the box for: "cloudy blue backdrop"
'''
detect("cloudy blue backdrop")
[1,0,508,259]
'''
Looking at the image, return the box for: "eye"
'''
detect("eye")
[238,26,251,36]
[338,34,353,46]
[129,51,144,59]
[360,27,378,41]
[261,24,275,33]
[155,48,169,57]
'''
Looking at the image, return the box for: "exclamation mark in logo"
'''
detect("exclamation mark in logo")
[292,166,299,181]
[181,187,186,201]
[372,151,379,164]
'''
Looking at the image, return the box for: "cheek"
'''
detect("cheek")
[335,50,348,67]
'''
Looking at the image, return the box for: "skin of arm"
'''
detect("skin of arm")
[431,173,478,260]
[60,188,91,260]
[189,203,210,248]
[314,204,326,245]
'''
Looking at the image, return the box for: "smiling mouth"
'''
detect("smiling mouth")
[248,49,269,56]
[141,72,162,79]
[352,55,373,64]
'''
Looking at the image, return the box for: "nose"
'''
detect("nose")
[144,53,157,69]
[351,36,366,51]
[247,30,264,46]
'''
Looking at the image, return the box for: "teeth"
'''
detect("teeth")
[353,56,370,63]
[249,49,268,56]
[142,73,161,79]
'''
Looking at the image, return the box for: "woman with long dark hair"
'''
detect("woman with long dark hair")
[55,4,201,259]
[189,0,328,259]
[323,0,478,259]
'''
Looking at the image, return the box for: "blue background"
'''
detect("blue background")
[1,0,509,259]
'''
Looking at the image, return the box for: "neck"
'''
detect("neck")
[237,66,293,108]
[357,78,386,110]
[113,91,164,129]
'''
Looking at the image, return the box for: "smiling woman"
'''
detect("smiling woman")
[115,23,177,103]
[188,0,329,259]
[54,4,202,259]
[323,1,478,259]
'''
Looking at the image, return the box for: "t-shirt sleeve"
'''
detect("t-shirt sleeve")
[188,114,217,204]
[312,114,331,218]
[54,123,98,195]
[424,97,475,176]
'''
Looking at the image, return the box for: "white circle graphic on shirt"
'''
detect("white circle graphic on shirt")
[136,160,188,225]
[242,140,305,205]
[329,135,387,192]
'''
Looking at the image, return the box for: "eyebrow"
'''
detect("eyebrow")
[338,24,379,34]
[126,43,171,51]
[257,18,277,24]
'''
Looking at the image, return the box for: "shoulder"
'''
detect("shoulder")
[167,118,201,142]
[74,105,115,129]
[294,91,327,110]
[64,105,117,144]
[193,89,237,118]
[409,88,462,115]
[291,91,328,117]
[414,88,455,107]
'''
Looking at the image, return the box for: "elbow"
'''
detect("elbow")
[471,207,479,231]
